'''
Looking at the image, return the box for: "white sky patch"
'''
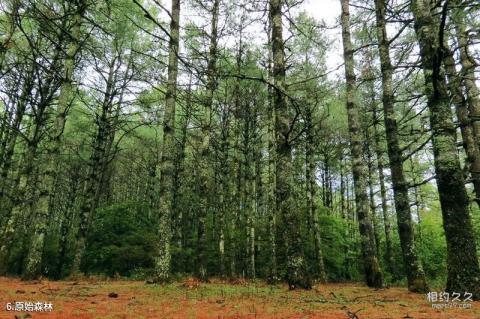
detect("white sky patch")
[304,0,343,77]
[158,0,343,78]
[305,0,340,24]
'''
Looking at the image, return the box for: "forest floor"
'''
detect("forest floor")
[0,277,479,319]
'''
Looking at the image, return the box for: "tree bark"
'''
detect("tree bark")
[340,0,383,288]
[266,18,278,282]
[196,0,219,281]
[71,58,120,274]
[411,0,480,299]
[371,100,395,276]
[366,139,381,260]
[374,0,427,292]
[153,0,180,283]
[23,1,86,280]
[305,110,327,283]
[171,105,190,274]
[270,0,311,289]
[443,42,480,206]
[451,0,480,204]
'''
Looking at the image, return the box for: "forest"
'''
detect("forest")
[1,0,480,318]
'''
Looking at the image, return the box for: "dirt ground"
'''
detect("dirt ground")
[0,277,479,318]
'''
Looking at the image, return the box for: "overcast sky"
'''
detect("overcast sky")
[305,0,342,74]
[159,0,344,76]
[306,0,340,25]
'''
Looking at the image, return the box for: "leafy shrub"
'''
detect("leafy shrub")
[418,209,447,288]
[84,202,157,277]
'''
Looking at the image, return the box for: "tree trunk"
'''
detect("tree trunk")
[372,100,395,276]
[0,68,32,208]
[244,109,256,279]
[71,60,118,275]
[451,1,480,204]
[411,0,480,299]
[196,0,219,281]
[443,42,480,206]
[374,0,427,292]
[153,0,180,283]
[172,105,190,274]
[266,19,278,282]
[305,110,327,283]
[23,1,86,280]
[56,165,81,278]
[366,141,381,260]
[270,0,311,289]
[340,0,383,288]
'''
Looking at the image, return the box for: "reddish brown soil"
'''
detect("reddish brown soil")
[0,277,479,318]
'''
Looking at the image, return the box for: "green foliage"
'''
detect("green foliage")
[418,209,447,288]
[84,202,157,277]
[469,204,480,261]
[317,212,350,281]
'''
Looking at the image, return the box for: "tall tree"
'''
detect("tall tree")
[373,0,427,292]
[71,36,133,274]
[0,2,68,273]
[411,0,480,299]
[196,0,220,281]
[153,0,181,283]
[339,0,383,288]
[451,0,480,204]
[270,0,311,289]
[305,108,327,283]
[23,0,87,280]
[266,13,278,282]
[371,99,395,276]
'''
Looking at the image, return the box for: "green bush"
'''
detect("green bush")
[84,202,157,277]
[318,213,351,281]
[418,209,447,288]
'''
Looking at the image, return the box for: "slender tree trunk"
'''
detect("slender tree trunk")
[0,69,32,206]
[172,107,190,274]
[196,0,219,281]
[153,0,180,283]
[452,0,480,139]
[266,20,278,282]
[218,134,227,278]
[23,2,86,280]
[411,0,480,299]
[372,101,395,276]
[0,103,12,167]
[270,0,311,289]
[366,140,381,260]
[244,109,256,279]
[305,110,327,283]
[373,0,427,292]
[340,0,383,288]
[340,160,346,219]
[451,1,480,204]
[56,166,81,278]
[443,42,480,205]
[266,100,278,282]
[71,60,117,275]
